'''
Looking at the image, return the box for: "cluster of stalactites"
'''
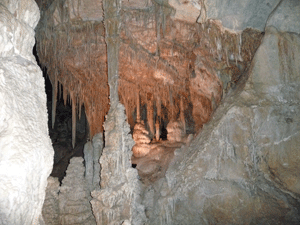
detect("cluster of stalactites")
[131,89,187,157]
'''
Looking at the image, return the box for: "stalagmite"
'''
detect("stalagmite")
[136,90,141,123]
[71,93,76,148]
[59,158,96,225]
[52,75,58,128]
[91,0,146,223]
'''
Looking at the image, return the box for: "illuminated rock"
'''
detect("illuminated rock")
[132,122,152,157]
[166,121,185,142]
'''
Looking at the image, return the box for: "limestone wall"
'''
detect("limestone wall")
[0,0,54,224]
[144,1,300,224]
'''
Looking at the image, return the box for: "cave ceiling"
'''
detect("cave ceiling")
[35,0,263,140]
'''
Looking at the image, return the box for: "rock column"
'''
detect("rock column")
[90,0,146,224]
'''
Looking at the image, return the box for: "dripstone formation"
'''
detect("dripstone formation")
[1,0,300,224]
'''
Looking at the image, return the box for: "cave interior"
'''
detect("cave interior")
[34,0,263,183]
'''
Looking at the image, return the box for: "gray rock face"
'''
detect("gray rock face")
[266,0,300,33]
[0,0,54,224]
[143,4,300,225]
[1,0,40,28]
[204,0,281,31]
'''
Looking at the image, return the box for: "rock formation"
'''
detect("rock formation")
[42,177,60,225]
[0,0,53,224]
[42,158,96,225]
[91,104,147,225]
[1,0,299,224]
[90,1,146,223]
[142,1,300,224]
[132,122,152,157]
[166,120,185,142]
[59,157,96,225]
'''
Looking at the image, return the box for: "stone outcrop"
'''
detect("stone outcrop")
[142,1,300,224]
[0,0,53,224]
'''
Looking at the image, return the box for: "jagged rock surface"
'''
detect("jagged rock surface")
[58,157,96,225]
[42,177,60,225]
[0,0,53,224]
[204,0,281,31]
[91,103,147,225]
[143,3,300,224]
[84,132,103,192]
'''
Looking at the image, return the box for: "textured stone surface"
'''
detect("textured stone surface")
[91,103,147,225]
[0,0,54,224]
[266,0,300,33]
[204,0,281,31]
[1,0,40,28]
[166,121,185,142]
[42,177,60,225]
[84,132,103,192]
[143,8,300,224]
[169,0,201,23]
[132,122,151,157]
[0,4,36,62]
[59,157,96,225]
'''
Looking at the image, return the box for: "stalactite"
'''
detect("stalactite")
[136,90,141,123]
[71,92,76,148]
[157,95,161,120]
[169,88,174,121]
[156,95,161,141]
[104,0,121,108]
[147,93,154,138]
[180,96,186,133]
[52,74,58,129]
[155,119,160,141]
[63,85,67,105]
